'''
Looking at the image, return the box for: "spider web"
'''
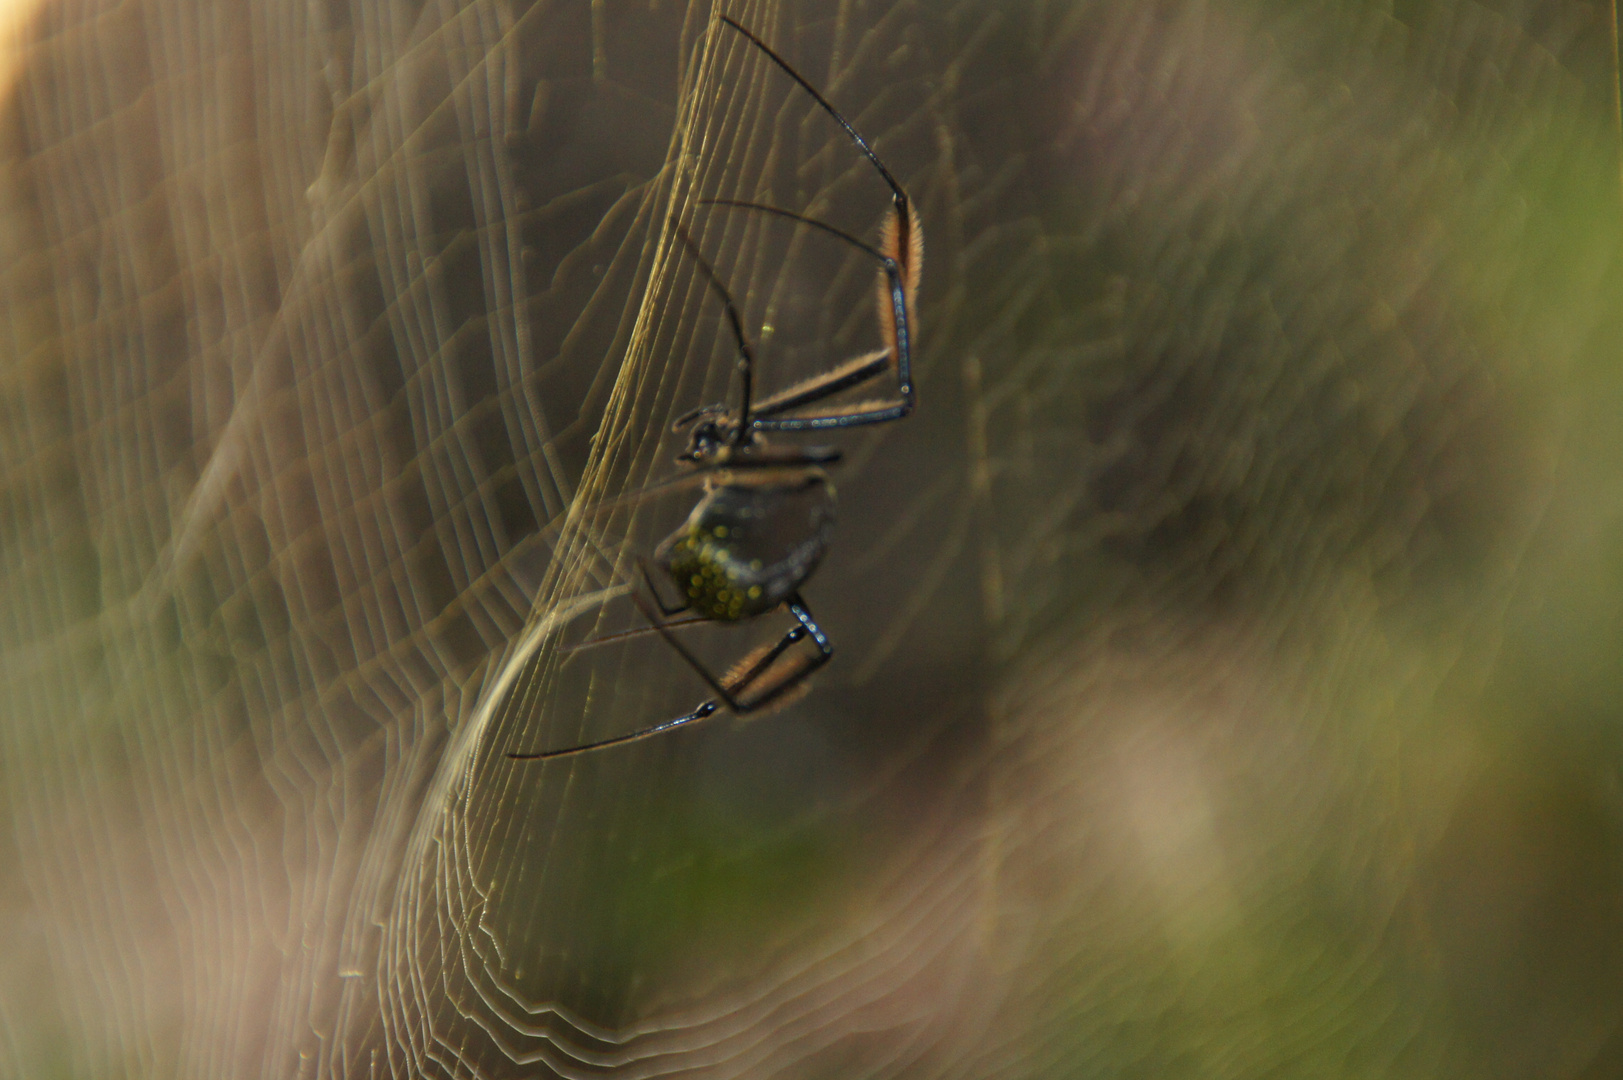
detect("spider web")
[3,1,1623,1078]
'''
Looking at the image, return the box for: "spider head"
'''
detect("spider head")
[675,407,751,466]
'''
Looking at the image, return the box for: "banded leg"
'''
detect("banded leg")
[506,580,831,760]
[632,587,833,714]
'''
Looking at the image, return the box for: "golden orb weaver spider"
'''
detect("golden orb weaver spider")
[509,14,921,760]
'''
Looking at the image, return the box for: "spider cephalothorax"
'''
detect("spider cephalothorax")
[674,412,747,466]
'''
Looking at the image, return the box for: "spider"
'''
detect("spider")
[509,14,921,760]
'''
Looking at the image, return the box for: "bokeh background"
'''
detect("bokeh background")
[3,0,1623,1076]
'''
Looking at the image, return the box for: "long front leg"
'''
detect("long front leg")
[748,349,891,420]
[750,261,913,431]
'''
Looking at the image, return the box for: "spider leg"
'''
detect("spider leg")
[749,349,891,420]
[505,564,707,761]
[670,218,756,438]
[638,556,690,617]
[630,585,751,712]
[703,18,920,434]
[506,595,833,761]
[717,16,909,208]
[699,199,887,261]
[698,200,915,432]
[732,593,834,712]
[631,583,834,714]
[506,701,721,761]
[751,255,911,431]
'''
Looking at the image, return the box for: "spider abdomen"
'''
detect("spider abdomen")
[657,471,836,621]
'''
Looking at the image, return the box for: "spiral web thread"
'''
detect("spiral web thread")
[0,0,973,1075]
